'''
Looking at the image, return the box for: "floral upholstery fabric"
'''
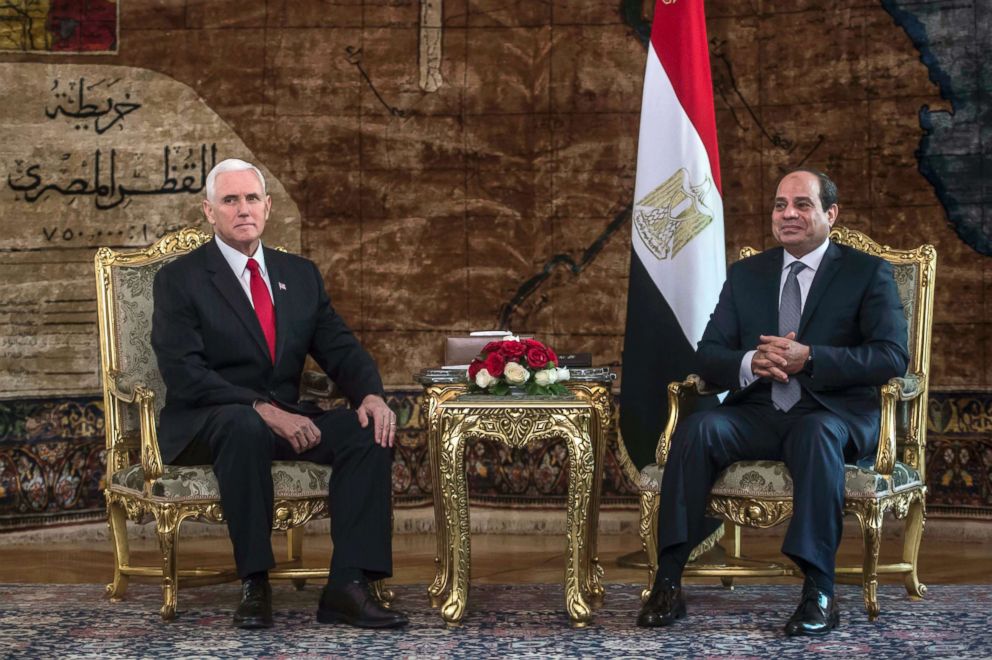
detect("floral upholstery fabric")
[110,461,332,501]
[639,459,921,500]
[111,261,171,431]
[891,261,918,365]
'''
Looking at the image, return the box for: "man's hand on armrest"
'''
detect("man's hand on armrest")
[253,401,321,454]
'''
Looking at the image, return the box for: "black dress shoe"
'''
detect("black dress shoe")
[636,582,686,628]
[784,586,839,637]
[317,581,409,629]
[233,577,273,629]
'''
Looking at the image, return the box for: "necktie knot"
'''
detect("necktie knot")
[246,258,260,274]
[788,261,807,277]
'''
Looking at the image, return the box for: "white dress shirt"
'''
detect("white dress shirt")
[738,237,830,386]
[214,236,274,308]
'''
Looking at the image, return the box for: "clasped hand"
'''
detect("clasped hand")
[751,332,810,383]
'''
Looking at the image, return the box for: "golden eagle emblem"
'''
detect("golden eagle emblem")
[634,168,714,260]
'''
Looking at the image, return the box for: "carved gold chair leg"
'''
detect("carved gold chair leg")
[639,491,660,603]
[154,504,182,621]
[104,493,131,601]
[856,501,884,621]
[286,526,307,591]
[370,579,394,607]
[902,492,927,599]
[720,523,741,589]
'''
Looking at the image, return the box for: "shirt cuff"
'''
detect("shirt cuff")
[739,350,758,387]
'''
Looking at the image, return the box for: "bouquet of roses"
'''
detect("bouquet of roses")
[467,336,570,396]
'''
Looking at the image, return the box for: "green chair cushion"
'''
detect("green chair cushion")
[639,459,922,500]
[110,461,332,501]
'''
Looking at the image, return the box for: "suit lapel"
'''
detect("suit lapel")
[266,247,291,366]
[205,239,271,360]
[756,247,783,334]
[798,241,843,337]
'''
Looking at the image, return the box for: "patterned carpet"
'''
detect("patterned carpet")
[2,582,990,658]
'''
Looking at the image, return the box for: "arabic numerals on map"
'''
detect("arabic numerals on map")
[41,224,180,243]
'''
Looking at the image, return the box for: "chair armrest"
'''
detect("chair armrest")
[872,373,926,475]
[689,374,723,397]
[107,372,164,482]
[656,375,728,466]
[300,370,342,400]
[891,373,925,400]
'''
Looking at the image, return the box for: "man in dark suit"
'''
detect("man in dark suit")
[636,169,908,636]
[152,158,407,630]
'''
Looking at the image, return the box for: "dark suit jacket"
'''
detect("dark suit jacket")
[151,238,384,464]
[696,241,909,455]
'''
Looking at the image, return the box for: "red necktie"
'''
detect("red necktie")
[246,258,276,364]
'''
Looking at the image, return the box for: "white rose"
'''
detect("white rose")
[534,368,557,386]
[474,368,494,389]
[503,361,529,384]
[556,367,570,382]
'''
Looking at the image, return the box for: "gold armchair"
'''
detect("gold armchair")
[637,227,936,620]
[95,228,365,620]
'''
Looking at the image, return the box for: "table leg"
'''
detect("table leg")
[427,399,450,607]
[562,413,594,627]
[425,385,461,607]
[439,418,471,625]
[585,395,608,606]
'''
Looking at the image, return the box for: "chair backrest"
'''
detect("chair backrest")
[740,227,937,470]
[94,228,212,472]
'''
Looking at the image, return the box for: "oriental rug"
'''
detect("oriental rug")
[1,583,990,658]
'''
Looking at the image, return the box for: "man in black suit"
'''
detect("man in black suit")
[636,169,908,636]
[152,158,407,629]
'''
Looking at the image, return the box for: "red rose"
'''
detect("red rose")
[546,345,558,366]
[468,359,484,380]
[525,346,550,369]
[483,351,506,377]
[482,341,504,354]
[521,338,542,349]
[499,341,527,360]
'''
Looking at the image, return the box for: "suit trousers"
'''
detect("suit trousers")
[657,387,864,583]
[173,404,393,579]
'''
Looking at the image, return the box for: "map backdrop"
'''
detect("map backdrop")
[0,0,986,391]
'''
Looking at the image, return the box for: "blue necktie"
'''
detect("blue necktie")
[772,261,807,411]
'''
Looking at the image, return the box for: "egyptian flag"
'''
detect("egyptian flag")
[620,0,726,469]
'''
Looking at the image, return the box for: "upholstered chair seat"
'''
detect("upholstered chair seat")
[639,460,923,502]
[111,462,333,501]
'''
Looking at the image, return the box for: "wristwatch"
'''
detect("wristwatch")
[802,348,814,376]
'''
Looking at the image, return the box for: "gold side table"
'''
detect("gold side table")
[415,368,615,627]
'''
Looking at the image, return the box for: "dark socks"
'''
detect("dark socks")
[243,570,268,584]
[327,566,367,588]
[803,566,834,597]
[654,550,685,590]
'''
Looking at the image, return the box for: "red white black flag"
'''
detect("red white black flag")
[621,0,725,467]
